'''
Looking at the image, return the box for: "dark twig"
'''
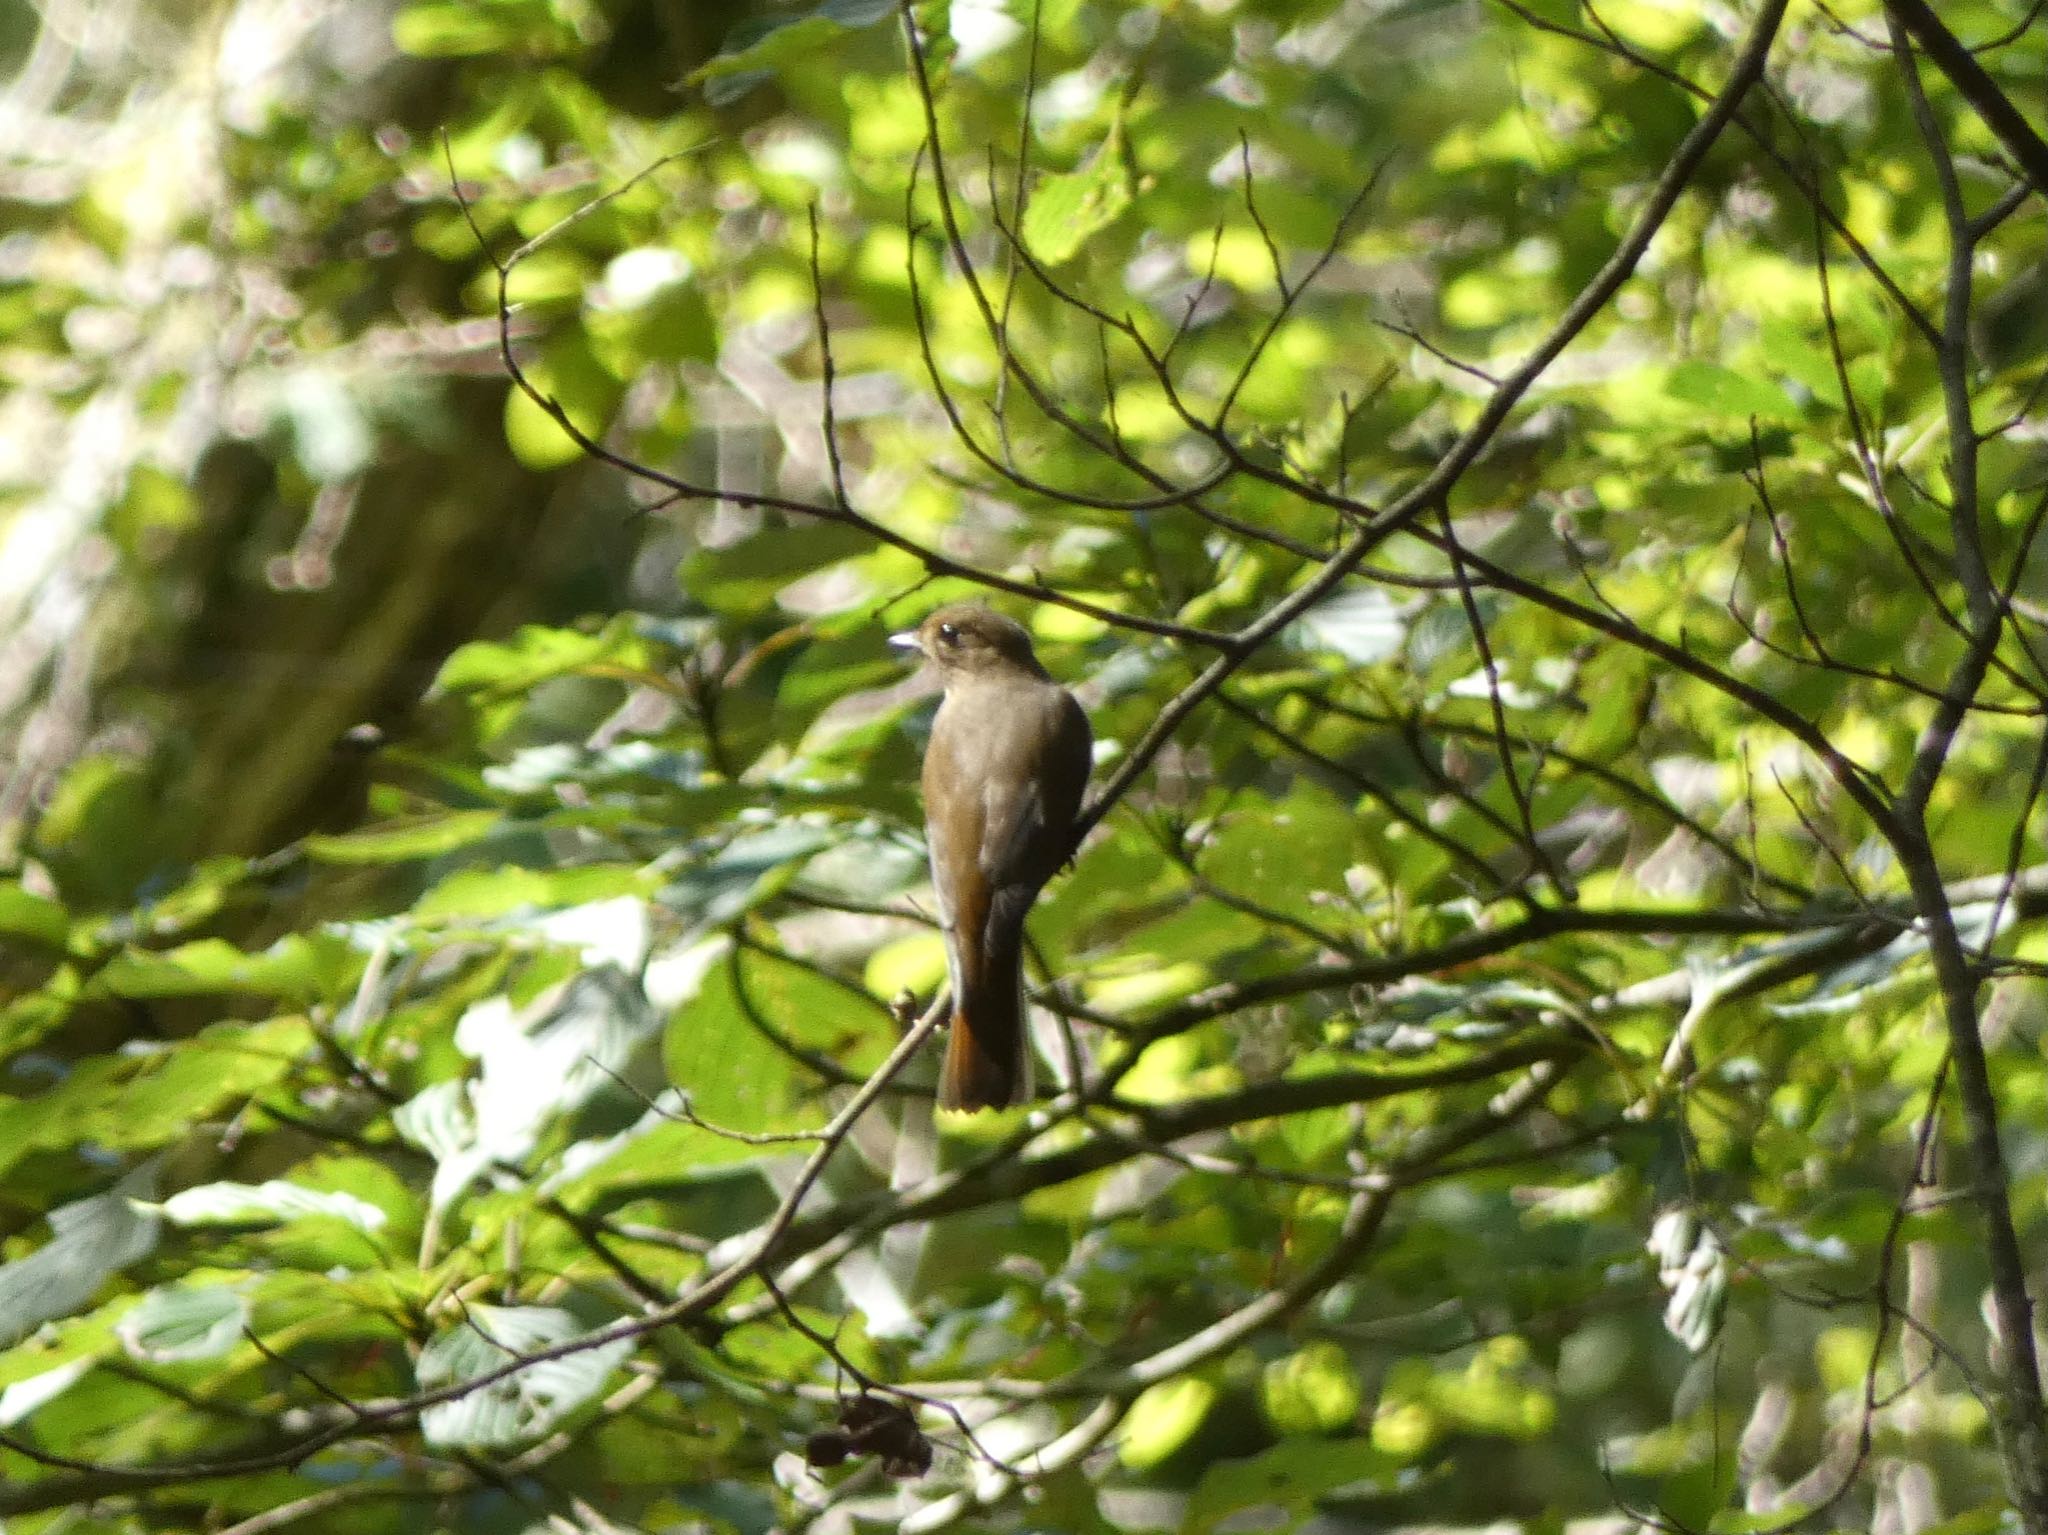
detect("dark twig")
[1883,0,2048,198]
[1433,504,1570,897]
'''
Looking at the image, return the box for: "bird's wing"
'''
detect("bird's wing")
[923,710,991,992]
[980,688,1092,894]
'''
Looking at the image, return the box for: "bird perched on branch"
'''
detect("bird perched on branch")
[890,604,1092,1111]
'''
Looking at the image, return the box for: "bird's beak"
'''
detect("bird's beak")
[888,630,922,654]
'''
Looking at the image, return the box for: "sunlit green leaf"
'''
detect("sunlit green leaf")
[305,810,506,864]
[158,1180,390,1236]
[1021,127,1135,265]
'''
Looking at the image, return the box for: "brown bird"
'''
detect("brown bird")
[891,604,1092,1111]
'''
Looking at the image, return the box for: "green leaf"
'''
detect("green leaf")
[658,825,837,932]
[0,883,69,950]
[91,933,355,1003]
[391,3,523,56]
[1710,1506,1822,1533]
[0,1360,93,1426]
[1909,1509,2011,1535]
[1186,1439,1401,1532]
[664,945,811,1136]
[412,863,654,923]
[0,1016,314,1179]
[0,991,73,1060]
[1117,1377,1216,1470]
[400,968,664,1212]
[434,618,645,697]
[117,1283,248,1363]
[1293,587,1407,665]
[27,753,167,907]
[690,0,898,104]
[677,523,874,620]
[0,1167,161,1348]
[498,332,622,470]
[1021,125,1134,266]
[157,1181,390,1236]
[305,810,506,864]
[1259,1340,1361,1434]
[1660,362,1801,423]
[416,1304,632,1448]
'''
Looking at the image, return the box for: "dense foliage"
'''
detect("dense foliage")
[2,0,2046,1531]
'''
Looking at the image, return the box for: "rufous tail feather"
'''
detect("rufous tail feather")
[938,937,1026,1111]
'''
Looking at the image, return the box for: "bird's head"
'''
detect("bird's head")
[889,603,1047,680]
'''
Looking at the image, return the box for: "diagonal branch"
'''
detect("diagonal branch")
[1882,0,2048,199]
[1073,0,1794,844]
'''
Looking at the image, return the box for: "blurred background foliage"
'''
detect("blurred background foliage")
[0,0,2045,1530]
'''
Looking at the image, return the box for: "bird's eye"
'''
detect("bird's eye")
[937,622,959,645]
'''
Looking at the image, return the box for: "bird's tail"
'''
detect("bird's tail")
[939,916,1028,1112]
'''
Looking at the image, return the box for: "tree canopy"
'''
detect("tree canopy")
[2,0,2047,1531]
